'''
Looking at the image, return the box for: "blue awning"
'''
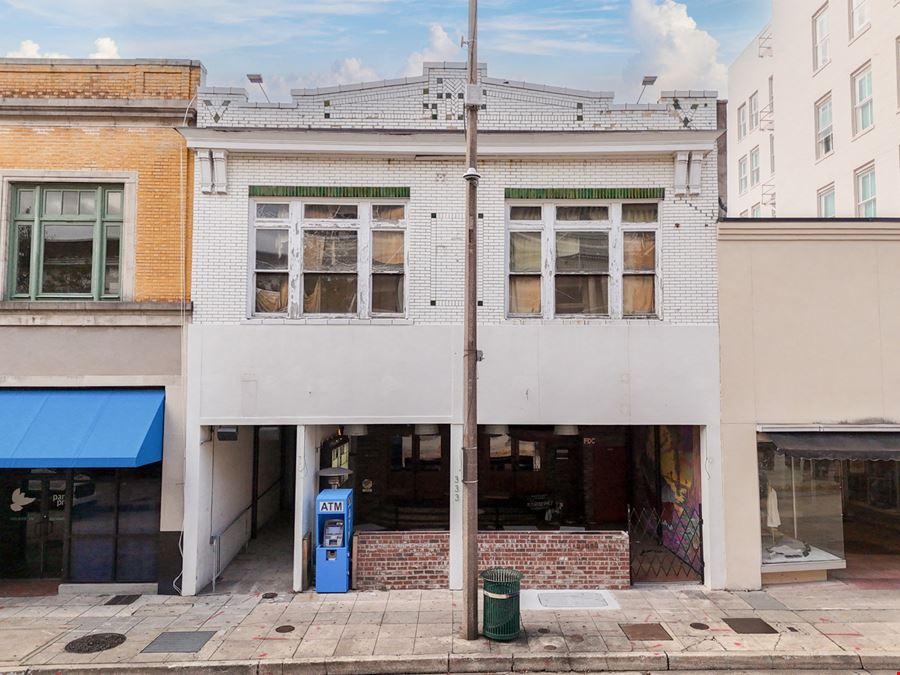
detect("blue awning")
[0,389,165,468]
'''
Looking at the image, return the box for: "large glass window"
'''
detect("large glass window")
[371,228,405,315]
[303,230,358,314]
[758,445,845,568]
[8,184,123,300]
[253,203,290,314]
[623,231,656,316]
[508,231,542,316]
[815,95,834,159]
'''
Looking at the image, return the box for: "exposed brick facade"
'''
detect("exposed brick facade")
[0,60,203,302]
[354,531,630,591]
[0,60,202,100]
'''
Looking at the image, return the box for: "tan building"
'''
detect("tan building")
[719,217,900,589]
[0,59,203,593]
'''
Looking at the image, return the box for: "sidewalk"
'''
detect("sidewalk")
[1,580,899,673]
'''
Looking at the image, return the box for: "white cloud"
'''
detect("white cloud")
[265,57,380,99]
[626,0,727,96]
[5,39,69,58]
[89,37,120,59]
[404,24,462,77]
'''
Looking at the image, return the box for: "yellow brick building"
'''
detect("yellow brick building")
[0,59,203,593]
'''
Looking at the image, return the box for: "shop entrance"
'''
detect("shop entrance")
[0,471,65,579]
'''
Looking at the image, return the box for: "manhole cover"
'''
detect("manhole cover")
[65,633,126,654]
[262,592,278,599]
[723,618,778,635]
[620,623,673,641]
[142,631,217,654]
[275,625,294,633]
[538,628,549,634]
[568,635,584,643]
[543,645,557,651]
[690,622,709,630]
[105,594,140,606]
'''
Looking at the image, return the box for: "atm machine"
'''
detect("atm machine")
[315,485,353,593]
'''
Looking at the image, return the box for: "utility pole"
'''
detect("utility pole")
[461,0,481,642]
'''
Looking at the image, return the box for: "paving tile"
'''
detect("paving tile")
[334,637,376,656]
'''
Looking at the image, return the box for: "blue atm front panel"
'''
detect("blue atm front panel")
[315,488,353,593]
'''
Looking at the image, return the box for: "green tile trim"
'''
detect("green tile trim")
[249,186,410,199]
[505,187,666,200]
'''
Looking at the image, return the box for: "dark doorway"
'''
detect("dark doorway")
[0,471,66,579]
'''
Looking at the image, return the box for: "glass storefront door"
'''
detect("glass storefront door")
[0,471,66,579]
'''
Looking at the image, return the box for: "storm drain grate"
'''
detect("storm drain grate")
[105,594,140,606]
[723,617,778,634]
[65,633,126,654]
[620,623,673,641]
[141,631,217,653]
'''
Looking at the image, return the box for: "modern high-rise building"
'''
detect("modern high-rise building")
[727,0,900,218]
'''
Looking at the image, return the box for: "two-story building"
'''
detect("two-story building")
[0,59,203,594]
[177,62,724,595]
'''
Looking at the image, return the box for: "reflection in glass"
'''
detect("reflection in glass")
[116,538,157,582]
[62,191,79,215]
[45,190,62,216]
[41,224,94,294]
[15,223,31,295]
[256,203,289,220]
[104,224,120,296]
[509,232,541,273]
[18,190,33,216]
[255,229,289,270]
[372,274,404,314]
[303,273,357,314]
[489,435,513,471]
[106,191,123,217]
[622,203,658,223]
[758,445,845,567]
[555,232,608,273]
[70,537,114,582]
[510,206,542,221]
[255,273,289,313]
[304,204,358,220]
[79,191,97,216]
[303,230,357,272]
[372,231,404,271]
[556,206,608,221]
[372,205,405,222]
[555,275,608,315]
[419,436,442,471]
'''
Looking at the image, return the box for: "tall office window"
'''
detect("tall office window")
[815,95,834,158]
[813,5,830,70]
[852,64,874,134]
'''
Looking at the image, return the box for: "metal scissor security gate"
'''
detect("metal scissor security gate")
[628,504,704,583]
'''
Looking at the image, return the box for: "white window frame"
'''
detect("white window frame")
[370,206,408,318]
[504,201,661,321]
[855,163,876,217]
[248,199,408,319]
[818,184,836,217]
[749,92,759,131]
[849,0,870,39]
[813,4,831,71]
[815,94,834,159]
[750,203,762,218]
[738,156,749,194]
[738,104,748,140]
[852,63,874,135]
[750,147,761,186]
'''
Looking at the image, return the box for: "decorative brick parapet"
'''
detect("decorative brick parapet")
[353,530,630,591]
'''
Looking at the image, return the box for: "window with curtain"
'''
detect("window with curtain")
[623,231,656,316]
[254,203,290,314]
[8,184,123,300]
[508,231,542,316]
[371,229,405,314]
[302,230,358,314]
[554,231,609,315]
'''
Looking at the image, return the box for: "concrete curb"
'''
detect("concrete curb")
[20,649,888,674]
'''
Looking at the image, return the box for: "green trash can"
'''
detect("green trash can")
[481,567,522,641]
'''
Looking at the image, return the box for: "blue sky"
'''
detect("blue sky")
[1,0,770,100]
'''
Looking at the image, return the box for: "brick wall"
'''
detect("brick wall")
[0,61,203,100]
[353,531,630,591]
[0,126,194,302]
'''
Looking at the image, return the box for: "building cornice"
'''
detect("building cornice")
[178,128,719,157]
[0,97,196,123]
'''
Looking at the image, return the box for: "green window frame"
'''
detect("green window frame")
[7,184,124,300]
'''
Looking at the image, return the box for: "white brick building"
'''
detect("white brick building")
[179,62,726,595]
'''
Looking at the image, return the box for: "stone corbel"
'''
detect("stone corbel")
[674,151,690,196]
[197,149,213,194]
[212,150,228,194]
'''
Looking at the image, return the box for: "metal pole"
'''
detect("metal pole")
[461,0,480,642]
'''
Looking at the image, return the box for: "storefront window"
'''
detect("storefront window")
[758,446,845,567]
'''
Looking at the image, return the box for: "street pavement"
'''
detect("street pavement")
[0,580,899,672]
